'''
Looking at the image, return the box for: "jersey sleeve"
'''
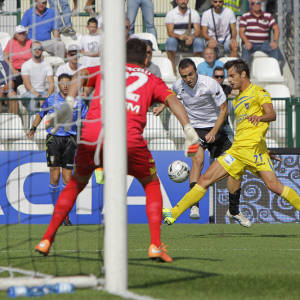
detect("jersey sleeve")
[209,77,227,106]
[85,66,100,87]
[257,88,272,106]
[38,97,50,118]
[152,76,175,104]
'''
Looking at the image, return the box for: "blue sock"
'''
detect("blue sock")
[49,184,60,205]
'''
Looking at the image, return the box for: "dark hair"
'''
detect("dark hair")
[224,59,250,78]
[126,38,147,65]
[58,73,72,82]
[87,17,98,26]
[213,66,224,74]
[143,39,153,50]
[178,58,196,71]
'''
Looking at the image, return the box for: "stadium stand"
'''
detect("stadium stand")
[9,139,39,151]
[148,138,177,150]
[0,113,25,140]
[186,56,205,67]
[151,56,176,86]
[131,32,161,54]
[0,31,10,49]
[143,112,168,140]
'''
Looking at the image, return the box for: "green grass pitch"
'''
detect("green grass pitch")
[1,223,300,299]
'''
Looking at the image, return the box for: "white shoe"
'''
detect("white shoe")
[226,210,251,228]
[190,205,200,220]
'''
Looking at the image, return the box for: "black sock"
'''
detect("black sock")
[229,188,241,216]
[190,182,199,207]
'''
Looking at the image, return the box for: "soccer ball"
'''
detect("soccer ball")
[168,160,190,183]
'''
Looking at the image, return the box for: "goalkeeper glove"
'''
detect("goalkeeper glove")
[184,123,200,157]
[44,96,75,134]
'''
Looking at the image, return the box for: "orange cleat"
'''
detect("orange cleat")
[148,243,173,263]
[35,239,51,256]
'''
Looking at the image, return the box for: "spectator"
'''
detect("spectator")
[0,45,17,113]
[21,41,54,115]
[48,0,76,37]
[144,40,161,78]
[56,44,82,77]
[201,0,238,58]
[4,25,32,94]
[171,0,212,12]
[165,0,203,75]
[223,0,241,13]
[239,0,284,69]
[197,47,224,77]
[20,0,65,59]
[126,0,157,40]
[80,17,101,67]
[27,73,88,226]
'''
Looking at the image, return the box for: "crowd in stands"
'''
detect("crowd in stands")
[0,0,284,119]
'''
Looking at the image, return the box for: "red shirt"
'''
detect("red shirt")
[239,11,276,43]
[80,63,174,147]
[4,38,32,70]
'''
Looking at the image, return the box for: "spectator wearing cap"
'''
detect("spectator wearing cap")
[56,44,82,77]
[80,17,101,67]
[20,0,65,59]
[4,25,32,94]
[21,41,54,115]
[144,40,161,78]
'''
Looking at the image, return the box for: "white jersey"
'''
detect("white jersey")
[201,7,236,42]
[172,75,226,128]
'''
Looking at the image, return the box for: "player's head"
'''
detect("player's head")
[126,38,147,67]
[144,40,153,67]
[213,66,225,85]
[224,59,250,90]
[58,73,72,97]
[178,58,198,88]
[87,17,98,35]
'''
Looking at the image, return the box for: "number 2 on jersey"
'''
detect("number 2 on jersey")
[126,71,148,102]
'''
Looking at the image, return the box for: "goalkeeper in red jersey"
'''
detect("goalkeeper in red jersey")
[35,38,200,262]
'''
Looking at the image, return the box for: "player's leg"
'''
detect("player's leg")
[164,160,229,224]
[189,144,205,219]
[61,168,73,226]
[128,146,172,262]
[49,166,61,205]
[259,170,300,210]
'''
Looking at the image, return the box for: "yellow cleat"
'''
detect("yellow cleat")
[162,208,176,225]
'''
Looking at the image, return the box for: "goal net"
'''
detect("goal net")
[0,0,127,295]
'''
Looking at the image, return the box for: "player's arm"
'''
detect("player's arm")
[247,103,276,126]
[27,114,42,139]
[206,102,228,143]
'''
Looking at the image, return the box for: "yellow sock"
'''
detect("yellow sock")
[171,184,207,219]
[281,186,300,211]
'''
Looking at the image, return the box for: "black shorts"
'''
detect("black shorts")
[46,134,77,169]
[194,127,232,159]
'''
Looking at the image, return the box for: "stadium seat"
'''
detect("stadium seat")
[9,139,40,151]
[218,56,237,64]
[143,112,168,140]
[0,113,25,140]
[264,84,291,98]
[151,56,176,84]
[148,138,177,150]
[0,32,10,50]
[266,138,279,148]
[44,56,65,71]
[251,57,285,84]
[186,57,205,68]
[252,51,268,58]
[60,33,82,50]
[131,32,160,54]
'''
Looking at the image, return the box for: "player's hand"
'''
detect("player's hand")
[268,150,282,162]
[184,123,200,157]
[205,132,216,143]
[26,130,34,139]
[246,115,261,126]
[152,104,165,116]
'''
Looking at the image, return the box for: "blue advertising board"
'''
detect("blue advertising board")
[0,150,210,224]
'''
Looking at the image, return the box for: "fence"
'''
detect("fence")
[0,97,299,151]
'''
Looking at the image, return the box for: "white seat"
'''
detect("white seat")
[143,113,168,140]
[251,57,285,84]
[9,139,39,151]
[252,51,268,58]
[218,56,238,64]
[264,84,291,98]
[0,32,11,50]
[151,57,176,84]
[266,138,279,148]
[168,113,185,139]
[0,113,25,140]
[44,56,65,69]
[148,138,177,151]
[30,115,48,141]
[60,33,82,50]
[131,32,160,53]
[186,57,205,68]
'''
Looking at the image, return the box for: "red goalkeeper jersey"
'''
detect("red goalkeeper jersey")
[80,63,175,147]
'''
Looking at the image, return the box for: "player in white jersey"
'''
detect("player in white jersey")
[155,58,251,226]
